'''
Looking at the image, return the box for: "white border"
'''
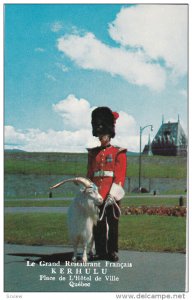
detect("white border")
[1,1,191,299]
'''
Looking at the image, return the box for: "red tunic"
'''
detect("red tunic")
[87,145,127,200]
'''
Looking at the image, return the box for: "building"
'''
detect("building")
[143,134,153,156]
[143,117,187,156]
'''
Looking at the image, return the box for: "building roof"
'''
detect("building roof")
[143,118,187,156]
[152,121,187,146]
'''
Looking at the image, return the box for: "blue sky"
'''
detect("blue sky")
[4,3,188,152]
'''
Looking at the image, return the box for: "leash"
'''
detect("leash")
[113,201,122,220]
[98,200,121,221]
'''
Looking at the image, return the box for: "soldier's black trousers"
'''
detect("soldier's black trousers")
[93,203,120,255]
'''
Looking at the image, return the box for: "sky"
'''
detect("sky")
[4,3,188,153]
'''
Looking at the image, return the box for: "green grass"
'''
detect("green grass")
[4,213,69,245]
[123,196,187,207]
[141,164,186,178]
[4,160,87,176]
[161,190,187,195]
[4,192,76,200]
[5,189,186,200]
[4,196,187,207]
[119,215,186,252]
[4,200,72,207]
[4,213,186,253]
[5,153,187,179]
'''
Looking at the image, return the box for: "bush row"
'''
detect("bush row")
[121,206,186,217]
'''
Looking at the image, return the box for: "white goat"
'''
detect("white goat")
[50,177,103,262]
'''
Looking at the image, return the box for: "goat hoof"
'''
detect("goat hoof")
[71,257,77,262]
[89,251,94,260]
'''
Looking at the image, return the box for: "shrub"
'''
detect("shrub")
[121,205,186,217]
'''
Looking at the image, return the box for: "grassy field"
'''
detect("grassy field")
[5,160,87,176]
[4,199,72,207]
[4,213,186,253]
[4,151,187,254]
[4,196,187,207]
[119,215,186,252]
[5,151,187,179]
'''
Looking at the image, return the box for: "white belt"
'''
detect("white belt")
[94,170,114,177]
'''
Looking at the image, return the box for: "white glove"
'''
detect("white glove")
[105,194,116,206]
[109,183,125,201]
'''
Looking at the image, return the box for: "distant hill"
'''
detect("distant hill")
[4,149,139,156]
[127,151,139,156]
[4,149,26,153]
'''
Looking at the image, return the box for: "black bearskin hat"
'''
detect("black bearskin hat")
[91,106,119,138]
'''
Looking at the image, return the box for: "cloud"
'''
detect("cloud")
[57,33,166,91]
[35,47,45,52]
[113,111,141,151]
[45,73,57,82]
[56,5,187,91]
[50,21,63,32]
[108,5,187,76]
[55,62,69,72]
[5,95,140,152]
[52,94,93,130]
[116,111,137,135]
[4,126,27,147]
[4,127,93,152]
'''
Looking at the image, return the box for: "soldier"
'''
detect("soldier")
[87,107,127,261]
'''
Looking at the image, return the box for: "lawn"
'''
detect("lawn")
[4,152,187,254]
[123,196,187,207]
[4,213,186,253]
[5,152,187,179]
[4,199,72,207]
[5,160,87,176]
[119,215,186,253]
[4,195,187,207]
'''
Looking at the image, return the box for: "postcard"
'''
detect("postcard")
[3,2,189,299]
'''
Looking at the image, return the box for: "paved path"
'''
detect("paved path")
[5,207,69,213]
[4,243,186,292]
[4,197,72,201]
[4,194,186,214]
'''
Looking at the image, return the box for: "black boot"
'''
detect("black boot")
[107,252,119,262]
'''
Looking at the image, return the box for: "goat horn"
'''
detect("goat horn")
[49,177,93,190]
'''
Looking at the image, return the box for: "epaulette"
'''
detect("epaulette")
[114,146,127,154]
